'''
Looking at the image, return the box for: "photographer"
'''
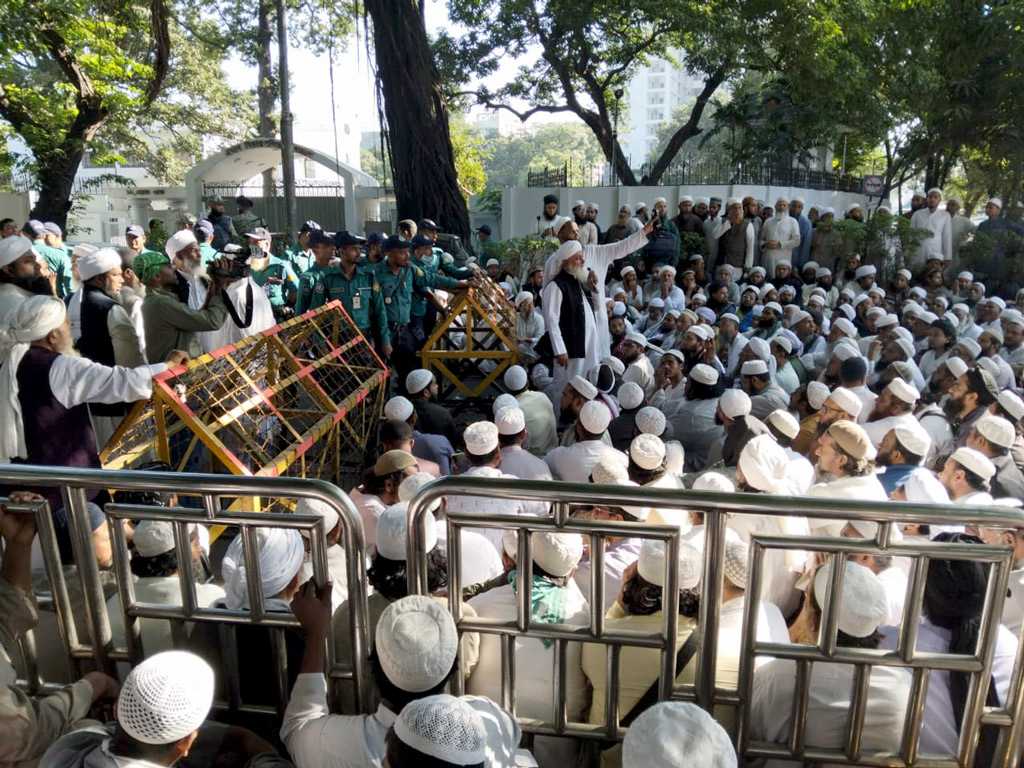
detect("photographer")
[246,227,298,320]
[203,244,275,351]
[134,251,231,362]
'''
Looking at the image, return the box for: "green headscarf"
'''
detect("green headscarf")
[133,251,170,284]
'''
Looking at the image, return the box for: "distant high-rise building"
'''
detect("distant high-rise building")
[469,109,524,139]
[618,48,716,167]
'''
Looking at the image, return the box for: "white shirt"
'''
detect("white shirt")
[880,619,1017,756]
[622,354,656,399]
[846,384,877,424]
[806,474,889,536]
[515,310,545,357]
[863,412,920,448]
[0,283,33,322]
[724,334,750,380]
[759,214,802,274]
[1003,562,1024,638]
[578,221,599,247]
[44,356,166,410]
[445,466,548,552]
[106,575,224,656]
[297,544,349,614]
[541,275,598,369]
[202,276,276,353]
[910,207,953,264]
[280,673,396,768]
[919,349,949,381]
[573,537,641,613]
[649,379,687,417]
[347,488,385,556]
[750,657,912,767]
[916,405,954,468]
[545,439,627,483]
[499,444,553,481]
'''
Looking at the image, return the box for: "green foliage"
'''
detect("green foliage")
[482,122,605,188]
[679,231,704,261]
[961,228,1024,284]
[476,189,502,216]
[826,215,929,283]
[450,115,489,200]
[361,146,392,187]
[493,236,558,282]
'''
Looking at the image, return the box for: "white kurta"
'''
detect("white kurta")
[202,276,276,353]
[43,356,166,410]
[0,283,33,322]
[445,466,548,553]
[759,214,802,275]
[541,276,598,405]
[544,440,627,483]
[581,229,650,356]
[572,537,641,613]
[862,412,920,448]
[910,207,953,264]
[806,474,889,535]
[622,354,656,399]
[499,444,553,481]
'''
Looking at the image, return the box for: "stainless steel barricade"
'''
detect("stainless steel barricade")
[405,476,1024,767]
[0,464,373,713]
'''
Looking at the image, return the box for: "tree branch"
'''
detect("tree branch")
[144,0,173,106]
[452,91,573,121]
[0,83,34,134]
[37,22,97,100]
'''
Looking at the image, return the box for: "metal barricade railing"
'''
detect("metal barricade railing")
[0,464,373,713]
[406,476,1024,767]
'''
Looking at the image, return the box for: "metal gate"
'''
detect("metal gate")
[202,181,346,234]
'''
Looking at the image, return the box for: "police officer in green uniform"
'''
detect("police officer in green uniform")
[246,227,298,318]
[195,220,219,267]
[374,234,475,390]
[363,231,387,266]
[32,221,72,298]
[296,229,338,314]
[285,220,320,276]
[310,230,391,357]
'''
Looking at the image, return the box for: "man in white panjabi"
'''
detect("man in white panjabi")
[807,421,889,536]
[910,187,953,266]
[759,197,802,275]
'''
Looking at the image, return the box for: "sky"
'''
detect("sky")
[219,0,574,166]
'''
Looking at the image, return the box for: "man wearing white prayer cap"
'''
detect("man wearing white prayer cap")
[0,234,51,319]
[910,185,953,265]
[284,589,465,768]
[739,358,789,421]
[513,289,545,362]
[965,415,1024,500]
[468,530,588,766]
[386,694,487,767]
[862,377,921,447]
[545,399,626,482]
[670,362,724,472]
[0,296,186,531]
[220,526,305,611]
[623,701,737,768]
[555,374,600,447]
[649,348,686,417]
[759,196,801,274]
[405,368,460,445]
[503,364,558,457]
[495,406,552,481]
[872,423,931,496]
[607,380,646,451]
[40,651,246,768]
[764,409,815,494]
[838,520,908,627]
[620,330,656,399]
[750,561,911,757]
[807,421,888,534]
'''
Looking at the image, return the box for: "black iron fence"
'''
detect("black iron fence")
[527,156,863,194]
[202,180,347,231]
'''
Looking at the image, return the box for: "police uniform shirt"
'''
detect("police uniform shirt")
[296,262,330,314]
[372,261,458,326]
[309,265,390,345]
[286,243,315,275]
[250,255,299,307]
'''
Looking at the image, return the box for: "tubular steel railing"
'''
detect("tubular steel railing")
[406,476,1024,767]
[0,464,372,713]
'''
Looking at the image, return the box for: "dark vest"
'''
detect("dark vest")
[12,348,101,514]
[76,285,130,417]
[553,270,590,359]
[721,220,751,268]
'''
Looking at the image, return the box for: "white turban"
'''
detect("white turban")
[0,296,68,463]
[221,527,304,610]
[77,247,122,282]
[738,434,792,494]
[0,235,34,269]
[165,229,198,260]
[542,239,583,288]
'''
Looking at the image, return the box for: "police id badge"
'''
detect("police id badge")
[353,293,362,310]
[384,296,392,305]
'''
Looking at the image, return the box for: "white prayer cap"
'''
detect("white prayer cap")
[637,539,702,590]
[495,407,526,436]
[164,229,198,259]
[766,409,799,440]
[601,355,626,376]
[927,187,943,197]
[998,390,1024,420]
[530,363,550,388]
[377,596,458,693]
[957,270,974,281]
[944,356,969,378]
[988,197,1003,209]
[813,561,888,638]
[384,395,414,422]
[902,468,950,504]
[678,195,693,204]
[726,197,742,207]
[661,349,685,366]
[613,301,627,317]
[532,530,584,577]
[875,314,898,329]
[695,196,710,205]
[917,309,938,323]
[587,202,599,211]
[133,521,177,557]
[659,264,677,279]
[693,472,735,493]
[845,520,903,542]
[741,359,768,376]
[591,456,629,485]
[398,472,436,504]
[956,337,982,358]
[579,400,611,434]
[886,378,919,405]
[0,235,34,268]
[573,199,586,209]
[221,527,303,610]
[764,301,783,315]
[406,368,433,394]
[845,202,863,215]
[854,265,877,279]
[793,196,806,205]
[464,421,499,456]
[950,447,996,481]
[630,433,667,470]
[570,374,598,400]
[635,406,666,436]
[877,203,892,214]
[624,331,649,349]
[750,266,767,277]
[866,306,886,320]
[376,501,438,560]
[514,291,533,307]
[758,284,777,301]
[654,196,668,205]
[821,207,836,216]
[492,392,518,415]
[738,434,791,494]
[685,324,710,342]
[618,381,645,410]
[892,424,931,458]
[776,196,789,205]
[1004,309,1024,329]
[620,265,636,276]
[771,334,792,354]
[460,695,522,768]
[832,318,856,338]
[897,268,912,280]
[806,381,830,411]
[76,247,122,282]
[295,497,341,539]
[394,694,486,764]
[912,189,926,198]
[117,651,214,745]
[719,312,740,324]
[715,389,749,420]
[832,342,860,363]
[503,364,528,392]
[622,700,736,768]
[723,532,749,588]
[690,363,719,386]
[790,309,811,325]
[635,201,647,210]
[911,288,930,302]
[827,386,863,419]
[977,357,1000,380]
[977,415,1016,450]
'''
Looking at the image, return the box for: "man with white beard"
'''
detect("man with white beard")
[759,197,802,275]
[543,217,655,400]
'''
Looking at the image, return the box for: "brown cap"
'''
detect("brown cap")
[374,450,418,476]
[827,420,875,461]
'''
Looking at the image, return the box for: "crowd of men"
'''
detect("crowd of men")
[1,183,1024,768]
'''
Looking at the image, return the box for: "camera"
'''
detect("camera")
[209,244,251,280]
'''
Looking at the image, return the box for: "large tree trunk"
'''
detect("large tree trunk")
[364,0,469,240]
[257,0,278,198]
